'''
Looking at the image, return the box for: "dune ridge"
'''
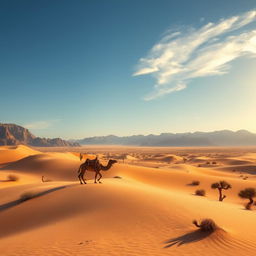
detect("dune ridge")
[0,145,256,255]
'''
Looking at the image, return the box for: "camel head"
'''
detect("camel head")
[100,159,118,171]
[109,159,118,165]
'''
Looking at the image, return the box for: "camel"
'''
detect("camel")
[78,158,117,184]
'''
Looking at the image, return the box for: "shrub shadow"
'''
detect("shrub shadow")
[164,230,213,248]
[0,185,67,212]
[186,183,199,186]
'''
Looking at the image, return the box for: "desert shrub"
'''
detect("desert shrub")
[191,180,200,186]
[211,180,232,201]
[41,176,51,182]
[238,188,256,210]
[7,174,19,181]
[193,219,218,232]
[212,161,217,164]
[20,192,37,202]
[113,176,122,179]
[195,189,205,196]
[206,161,210,165]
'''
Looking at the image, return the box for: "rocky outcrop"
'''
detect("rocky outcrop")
[31,137,79,147]
[0,123,79,147]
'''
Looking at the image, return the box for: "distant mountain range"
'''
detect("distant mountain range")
[75,130,256,146]
[0,123,79,147]
[2,123,256,147]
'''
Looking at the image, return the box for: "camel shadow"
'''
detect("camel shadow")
[164,230,213,248]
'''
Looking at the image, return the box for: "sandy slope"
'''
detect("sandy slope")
[0,145,256,255]
[0,145,40,164]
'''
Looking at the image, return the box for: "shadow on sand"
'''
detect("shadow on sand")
[164,230,213,248]
[0,185,67,212]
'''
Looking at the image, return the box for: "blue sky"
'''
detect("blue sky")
[1,0,256,139]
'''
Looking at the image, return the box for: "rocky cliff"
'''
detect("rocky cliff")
[0,123,79,147]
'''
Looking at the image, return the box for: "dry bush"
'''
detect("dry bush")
[7,174,19,181]
[239,188,256,210]
[191,180,200,186]
[211,180,232,201]
[195,189,205,196]
[193,219,218,232]
[113,176,122,179]
[41,176,51,182]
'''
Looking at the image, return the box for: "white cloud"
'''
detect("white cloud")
[24,120,60,130]
[133,10,256,100]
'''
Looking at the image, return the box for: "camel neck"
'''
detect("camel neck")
[101,161,112,171]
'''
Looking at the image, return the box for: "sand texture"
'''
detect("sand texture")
[1,145,256,255]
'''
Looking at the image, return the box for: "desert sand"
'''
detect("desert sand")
[1,145,256,255]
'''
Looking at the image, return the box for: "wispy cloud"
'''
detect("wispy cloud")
[133,10,256,100]
[24,120,60,130]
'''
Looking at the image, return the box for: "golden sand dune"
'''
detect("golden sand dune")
[2,153,119,182]
[1,145,256,255]
[0,145,40,165]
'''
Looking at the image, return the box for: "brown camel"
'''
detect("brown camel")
[78,158,117,184]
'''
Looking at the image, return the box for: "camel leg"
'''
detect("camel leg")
[78,174,83,184]
[78,170,86,185]
[94,172,98,183]
[81,171,87,184]
[97,172,102,183]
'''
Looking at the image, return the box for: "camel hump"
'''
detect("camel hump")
[85,157,100,168]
